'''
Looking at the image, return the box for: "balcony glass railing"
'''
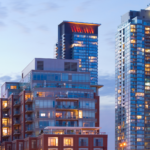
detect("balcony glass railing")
[14,120,20,124]
[55,115,78,119]
[14,101,21,106]
[14,130,20,134]
[26,117,33,121]
[2,123,10,127]
[26,108,33,111]
[56,105,78,109]
[3,114,9,118]
[26,127,33,131]
[14,111,20,115]
[43,129,106,135]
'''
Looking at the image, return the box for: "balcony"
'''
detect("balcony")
[13,101,21,107]
[56,115,78,120]
[13,121,21,126]
[2,134,10,138]
[56,97,79,101]
[79,142,88,146]
[2,124,10,128]
[25,128,33,133]
[2,114,9,118]
[55,105,78,110]
[14,130,20,136]
[13,111,21,117]
[25,117,33,123]
[25,108,33,114]
[2,106,9,111]
[25,98,33,104]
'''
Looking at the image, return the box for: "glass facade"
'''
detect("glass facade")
[115,9,150,150]
[72,34,98,85]
[1,69,97,139]
[56,21,99,85]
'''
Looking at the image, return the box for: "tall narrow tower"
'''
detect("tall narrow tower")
[55,21,100,85]
[115,7,150,150]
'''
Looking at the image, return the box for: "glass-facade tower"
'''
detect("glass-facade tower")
[55,21,100,85]
[115,7,150,150]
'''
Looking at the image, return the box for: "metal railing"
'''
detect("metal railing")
[56,115,78,119]
[56,105,78,109]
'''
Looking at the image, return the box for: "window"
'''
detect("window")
[37,61,44,70]
[19,142,23,150]
[31,140,36,149]
[48,149,58,150]
[10,86,17,89]
[64,62,77,71]
[93,138,103,146]
[7,144,11,150]
[79,138,88,146]
[48,137,58,146]
[63,137,73,146]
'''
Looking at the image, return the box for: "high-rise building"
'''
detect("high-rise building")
[115,6,150,150]
[0,58,107,150]
[55,21,100,85]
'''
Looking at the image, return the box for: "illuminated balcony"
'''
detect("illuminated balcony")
[25,98,33,104]
[2,106,9,111]
[25,128,33,133]
[2,124,10,128]
[2,114,9,118]
[56,97,79,101]
[55,105,78,110]
[25,117,33,123]
[13,111,21,117]
[25,108,33,114]
[56,115,78,120]
[14,130,20,136]
[2,134,10,138]
[13,121,21,126]
[13,101,21,107]
[44,127,103,135]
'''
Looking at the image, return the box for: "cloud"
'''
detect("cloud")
[76,0,99,12]
[103,30,116,47]
[100,104,115,150]
[11,1,30,14]
[44,2,60,11]
[0,2,7,18]
[0,21,6,28]
[98,75,115,97]
[37,25,49,32]
[12,20,30,33]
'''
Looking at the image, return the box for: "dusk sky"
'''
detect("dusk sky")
[0,0,150,149]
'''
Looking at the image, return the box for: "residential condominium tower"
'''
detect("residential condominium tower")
[115,6,150,150]
[55,21,100,85]
[0,58,107,150]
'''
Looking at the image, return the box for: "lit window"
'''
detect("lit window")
[48,137,58,146]
[41,113,46,117]
[129,70,136,74]
[79,110,83,118]
[137,138,142,142]
[10,86,17,89]
[63,137,73,146]
[137,115,142,119]
[135,93,144,97]
[3,128,8,136]
[93,138,103,146]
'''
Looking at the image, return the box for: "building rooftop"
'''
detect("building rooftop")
[59,20,101,26]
